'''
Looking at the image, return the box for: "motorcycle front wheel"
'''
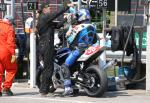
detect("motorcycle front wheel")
[84,65,107,97]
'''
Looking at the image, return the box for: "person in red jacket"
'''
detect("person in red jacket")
[0,15,18,96]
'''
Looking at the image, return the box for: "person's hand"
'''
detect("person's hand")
[67,3,74,7]
[64,14,68,19]
[66,31,72,37]
[11,55,16,63]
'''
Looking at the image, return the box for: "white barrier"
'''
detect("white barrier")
[146,2,150,93]
[30,32,36,88]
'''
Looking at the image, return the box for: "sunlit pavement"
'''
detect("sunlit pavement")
[0,82,150,103]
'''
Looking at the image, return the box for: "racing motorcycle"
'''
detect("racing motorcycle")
[36,42,108,97]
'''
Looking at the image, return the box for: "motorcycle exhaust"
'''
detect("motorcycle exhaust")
[102,59,117,70]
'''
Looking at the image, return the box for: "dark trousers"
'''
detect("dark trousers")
[38,36,54,93]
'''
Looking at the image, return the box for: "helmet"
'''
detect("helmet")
[76,9,91,23]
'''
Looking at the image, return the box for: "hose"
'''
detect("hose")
[121,0,146,83]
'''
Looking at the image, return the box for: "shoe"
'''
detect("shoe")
[2,89,14,96]
[61,87,73,97]
[0,92,2,97]
[39,92,48,97]
[39,92,53,97]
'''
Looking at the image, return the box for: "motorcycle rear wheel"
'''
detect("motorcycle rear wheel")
[84,65,107,97]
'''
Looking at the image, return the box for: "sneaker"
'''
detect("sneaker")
[0,92,2,97]
[2,89,14,96]
[39,92,53,97]
[61,87,73,97]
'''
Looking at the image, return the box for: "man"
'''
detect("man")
[0,15,18,96]
[25,13,33,54]
[37,2,74,96]
[63,9,98,96]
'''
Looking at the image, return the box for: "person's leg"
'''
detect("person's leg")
[39,68,53,95]
[62,49,81,96]
[39,42,54,95]
[3,67,17,89]
[2,53,17,96]
[26,34,30,54]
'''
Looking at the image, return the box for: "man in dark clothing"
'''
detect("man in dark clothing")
[37,2,74,96]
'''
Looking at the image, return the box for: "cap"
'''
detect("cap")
[40,2,50,10]
[4,15,15,25]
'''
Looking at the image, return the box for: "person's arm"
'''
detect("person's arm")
[6,25,16,56]
[66,25,73,37]
[38,13,66,33]
[38,4,74,34]
[6,25,17,63]
[52,18,67,29]
[46,3,74,23]
[47,6,69,24]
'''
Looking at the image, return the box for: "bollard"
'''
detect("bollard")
[146,0,150,93]
[30,32,36,88]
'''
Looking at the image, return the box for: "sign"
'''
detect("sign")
[107,0,131,11]
[82,0,108,9]
[0,3,6,11]
[82,0,131,11]
[27,2,38,10]
[97,0,108,8]
[135,32,147,49]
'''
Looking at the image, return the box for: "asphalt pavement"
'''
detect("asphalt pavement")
[0,82,150,103]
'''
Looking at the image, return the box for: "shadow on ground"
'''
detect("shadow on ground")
[14,92,39,96]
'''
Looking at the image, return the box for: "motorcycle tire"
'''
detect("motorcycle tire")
[84,65,107,97]
[36,67,56,93]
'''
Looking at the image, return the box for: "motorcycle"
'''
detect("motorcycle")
[36,42,108,97]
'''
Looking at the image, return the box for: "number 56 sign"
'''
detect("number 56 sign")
[98,0,108,7]
[81,0,108,9]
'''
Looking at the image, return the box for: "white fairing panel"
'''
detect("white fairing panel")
[77,46,102,61]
